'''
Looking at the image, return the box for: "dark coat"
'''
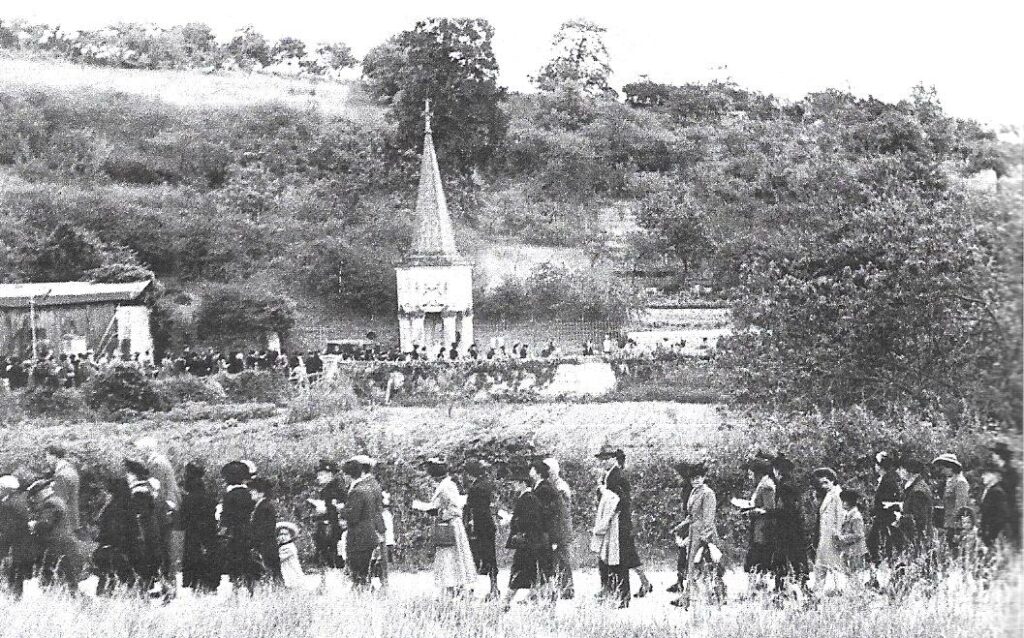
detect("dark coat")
[95,482,132,552]
[767,478,810,577]
[980,483,1010,547]
[872,472,902,526]
[896,475,933,552]
[507,489,549,590]
[604,466,641,569]
[127,481,165,579]
[250,498,282,582]
[179,481,218,589]
[464,476,497,539]
[0,491,36,567]
[533,479,564,545]
[341,478,385,554]
[220,485,254,577]
[320,478,346,538]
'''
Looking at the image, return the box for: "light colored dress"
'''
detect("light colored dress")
[816,485,844,571]
[430,476,477,588]
[278,540,305,588]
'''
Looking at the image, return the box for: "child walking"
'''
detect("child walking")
[836,490,869,574]
[277,522,305,588]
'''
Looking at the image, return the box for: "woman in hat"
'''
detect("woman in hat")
[276,522,305,588]
[249,477,283,587]
[500,460,549,611]
[179,462,218,593]
[219,460,255,592]
[419,458,477,595]
[671,461,725,608]
[593,445,650,601]
[766,455,809,592]
[978,463,1010,549]
[932,453,971,551]
[811,467,843,590]
[463,459,500,600]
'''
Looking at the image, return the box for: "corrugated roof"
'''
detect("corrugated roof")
[0,280,151,308]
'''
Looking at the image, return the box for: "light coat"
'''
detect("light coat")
[816,485,843,570]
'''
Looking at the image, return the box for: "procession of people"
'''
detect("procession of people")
[0,438,1019,609]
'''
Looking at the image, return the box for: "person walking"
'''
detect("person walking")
[592,446,639,607]
[45,445,80,532]
[671,461,725,608]
[463,459,500,600]
[179,462,218,593]
[596,447,654,598]
[26,479,83,595]
[979,463,1010,549]
[339,458,385,588]
[767,455,810,593]
[313,459,346,573]
[416,458,477,596]
[544,457,575,600]
[125,459,165,597]
[0,476,35,598]
[219,460,255,593]
[249,477,283,587]
[867,452,902,580]
[932,453,971,552]
[93,475,133,596]
[743,457,776,586]
[500,460,552,611]
[812,467,843,592]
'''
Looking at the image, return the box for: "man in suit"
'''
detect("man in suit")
[45,445,80,532]
[979,463,1010,548]
[27,479,83,594]
[220,460,255,592]
[594,446,651,606]
[339,459,384,588]
[249,477,283,586]
[0,476,36,598]
[464,459,499,599]
[529,460,559,598]
[353,455,389,588]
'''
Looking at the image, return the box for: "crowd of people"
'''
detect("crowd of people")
[0,333,710,393]
[1,438,1017,607]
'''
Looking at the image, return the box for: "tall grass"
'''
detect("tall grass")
[0,563,1017,638]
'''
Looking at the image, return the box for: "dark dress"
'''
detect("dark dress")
[980,483,1010,548]
[767,478,810,588]
[179,479,219,591]
[867,472,901,564]
[220,485,255,586]
[315,478,347,569]
[464,476,498,576]
[506,489,550,590]
[250,498,283,584]
[605,466,641,569]
[127,480,166,592]
[94,480,133,596]
[0,491,36,598]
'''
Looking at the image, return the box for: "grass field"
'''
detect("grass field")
[0,563,1017,638]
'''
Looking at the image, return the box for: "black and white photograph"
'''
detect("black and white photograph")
[0,1,1021,636]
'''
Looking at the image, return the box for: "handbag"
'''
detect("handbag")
[431,520,457,548]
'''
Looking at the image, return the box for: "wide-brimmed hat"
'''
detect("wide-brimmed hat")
[25,479,52,499]
[316,459,339,473]
[351,454,376,468]
[931,453,963,471]
[595,444,625,461]
[276,521,300,539]
[124,458,150,479]
[221,460,252,484]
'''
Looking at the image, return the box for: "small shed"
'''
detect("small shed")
[0,280,153,358]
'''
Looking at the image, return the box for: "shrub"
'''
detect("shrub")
[17,386,91,421]
[286,377,358,423]
[215,371,293,405]
[151,375,227,405]
[85,364,168,413]
[194,284,296,350]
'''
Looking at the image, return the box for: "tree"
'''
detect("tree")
[226,26,271,69]
[271,36,307,64]
[533,19,616,98]
[195,284,296,348]
[24,223,136,282]
[362,18,508,174]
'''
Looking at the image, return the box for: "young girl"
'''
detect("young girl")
[277,522,305,588]
[837,489,869,572]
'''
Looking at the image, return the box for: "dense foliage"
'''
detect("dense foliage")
[194,284,297,348]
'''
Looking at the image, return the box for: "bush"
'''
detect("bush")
[215,371,293,405]
[151,375,227,405]
[17,387,91,421]
[195,284,296,350]
[85,364,168,413]
[286,377,358,423]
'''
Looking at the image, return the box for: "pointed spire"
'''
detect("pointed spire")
[406,99,466,265]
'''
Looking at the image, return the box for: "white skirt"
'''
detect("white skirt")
[433,519,477,588]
